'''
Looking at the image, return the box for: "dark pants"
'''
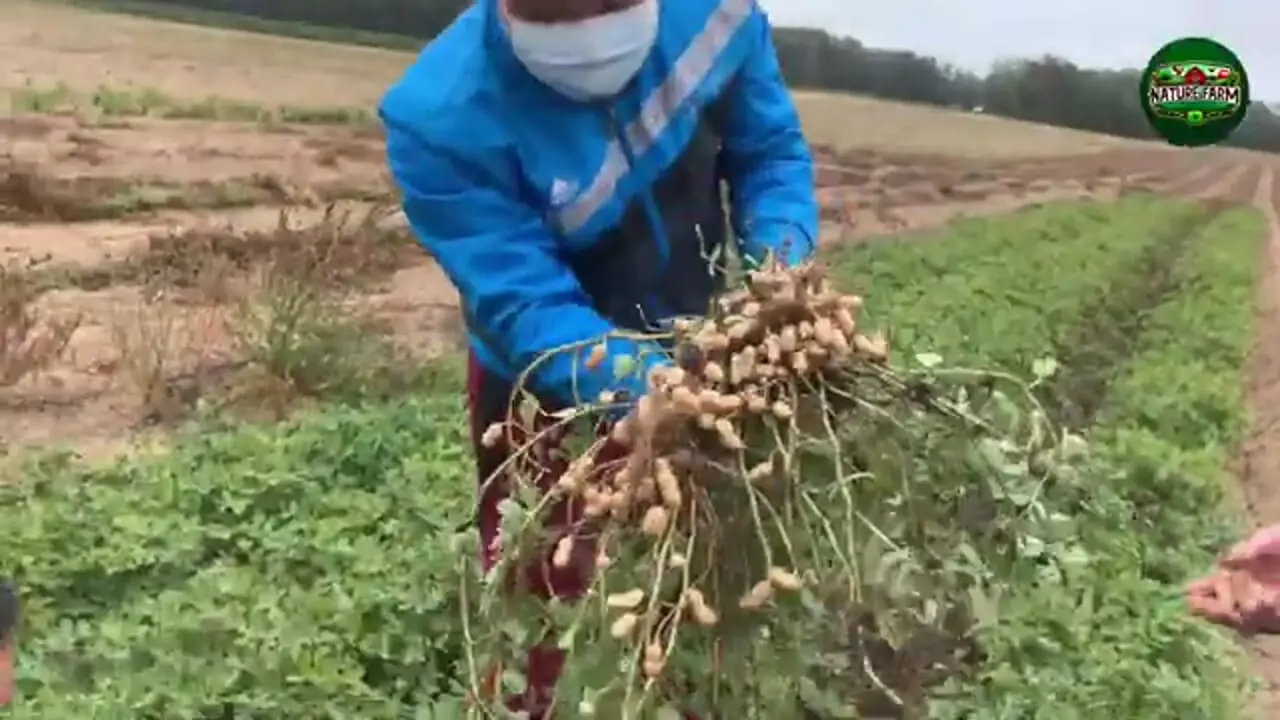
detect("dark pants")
[465,352,701,718]
[465,352,627,716]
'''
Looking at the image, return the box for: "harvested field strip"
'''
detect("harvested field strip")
[0,167,391,222]
[1217,165,1264,205]
[825,194,1194,372]
[1157,162,1230,196]
[1192,164,1253,200]
[1044,200,1224,428]
[6,83,377,126]
[23,209,420,295]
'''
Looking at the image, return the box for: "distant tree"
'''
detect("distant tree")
[91,0,1280,153]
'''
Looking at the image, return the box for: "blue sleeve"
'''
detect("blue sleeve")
[380,110,666,406]
[718,5,819,267]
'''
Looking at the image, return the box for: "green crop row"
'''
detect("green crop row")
[834,202,1260,718]
[948,209,1263,719]
[1089,206,1261,631]
[6,82,376,127]
[1097,207,1261,450]
[826,194,1201,375]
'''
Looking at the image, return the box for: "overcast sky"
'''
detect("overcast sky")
[758,0,1276,100]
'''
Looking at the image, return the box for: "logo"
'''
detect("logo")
[1141,37,1249,147]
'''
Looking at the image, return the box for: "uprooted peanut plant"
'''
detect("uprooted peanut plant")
[459,257,1097,719]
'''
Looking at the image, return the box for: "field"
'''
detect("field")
[5,0,1280,716]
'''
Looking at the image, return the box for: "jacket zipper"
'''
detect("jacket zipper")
[606,107,674,325]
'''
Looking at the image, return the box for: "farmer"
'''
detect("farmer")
[1188,523,1280,633]
[0,578,17,706]
[380,0,817,712]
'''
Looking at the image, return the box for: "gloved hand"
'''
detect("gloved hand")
[741,228,813,269]
[1186,524,1280,632]
[573,336,672,415]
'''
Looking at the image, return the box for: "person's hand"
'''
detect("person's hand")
[1187,524,1280,632]
[0,579,15,706]
[0,638,12,706]
[610,349,672,412]
[577,337,672,419]
[742,232,812,270]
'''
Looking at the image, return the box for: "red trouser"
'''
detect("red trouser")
[465,352,698,719]
[466,352,624,715]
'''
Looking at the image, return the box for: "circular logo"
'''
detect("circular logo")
[1141,37,1249,147]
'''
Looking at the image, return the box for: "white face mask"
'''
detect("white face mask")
[507,0,659,101]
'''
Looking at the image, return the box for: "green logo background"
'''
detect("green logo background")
[1141,37,1249,147]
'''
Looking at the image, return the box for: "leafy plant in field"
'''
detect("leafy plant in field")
[827,195,1197,377]
[1097,209,1261,449]
[2,372,477,717]
[840,203,1260,717]
[226,207,423,414]
[108,288,225,423]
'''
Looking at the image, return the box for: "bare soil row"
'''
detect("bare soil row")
[1238,161,1280,718]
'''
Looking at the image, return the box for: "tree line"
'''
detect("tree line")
[78,0,1280,153]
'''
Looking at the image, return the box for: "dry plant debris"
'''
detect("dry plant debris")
[0,265,79,389]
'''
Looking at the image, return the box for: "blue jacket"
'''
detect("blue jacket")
[379,0,817,410]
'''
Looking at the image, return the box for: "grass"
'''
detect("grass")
[816,195,1257,716]
[4,0,405,108]
[113,207,437,425]
[5,83,1132,159]
[0,194,1262,716]
[0,265,81,454]
[18,1,1145,156]
[5,82,377,127]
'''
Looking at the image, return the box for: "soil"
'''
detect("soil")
[0,112,1269,487]
[1045,200,1227,429]
[5,115,386,186]
[2,1,402,107]
[1237,159,1280,717]
[9,2,1280,707]
[1153,150,1280,717]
